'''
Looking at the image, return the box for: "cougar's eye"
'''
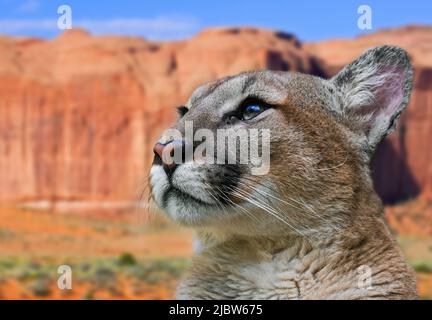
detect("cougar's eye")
[241,101,268,120]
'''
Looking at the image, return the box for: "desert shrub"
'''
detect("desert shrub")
[413,262,432,273]
[28,279,51,297]
[93,266,116,285]
[117,252,137,266]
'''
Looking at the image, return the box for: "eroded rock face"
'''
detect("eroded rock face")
[306,25,432,202]
[0,28,324,207]
[0,26,431,209]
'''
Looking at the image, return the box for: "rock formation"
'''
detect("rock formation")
[0,28,323,209]
[0,25,430,210]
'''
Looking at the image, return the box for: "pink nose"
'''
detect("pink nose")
[153,142,177,170]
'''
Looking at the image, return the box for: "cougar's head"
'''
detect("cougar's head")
[149,46,413,237]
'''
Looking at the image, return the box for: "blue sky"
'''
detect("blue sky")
[0,0,431,41]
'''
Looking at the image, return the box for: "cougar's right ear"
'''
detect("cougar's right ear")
[331,46,413,153]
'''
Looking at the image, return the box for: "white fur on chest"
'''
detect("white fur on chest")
[230,257,304,299]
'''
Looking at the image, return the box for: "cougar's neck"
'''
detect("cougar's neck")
[178,216,411,299]
[176,188,418,299]
[191,197,385,256]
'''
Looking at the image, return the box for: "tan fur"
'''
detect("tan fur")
[150,46,418,300]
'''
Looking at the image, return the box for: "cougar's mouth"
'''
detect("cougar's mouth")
[149,161,246,225]
[150,164,219,208]
[166,185,215,207]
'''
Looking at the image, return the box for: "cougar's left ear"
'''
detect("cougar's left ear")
[331,45,413,152]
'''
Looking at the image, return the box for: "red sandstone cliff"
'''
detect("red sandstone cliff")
[0,28,323,208]
[0,26,431,210]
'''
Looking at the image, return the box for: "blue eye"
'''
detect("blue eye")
[242,104,264,120]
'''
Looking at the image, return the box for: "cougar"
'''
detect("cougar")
[149,46,418,299]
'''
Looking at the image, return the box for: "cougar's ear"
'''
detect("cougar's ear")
[331,45,413,152]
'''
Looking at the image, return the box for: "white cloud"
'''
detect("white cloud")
[16,0,40,13]
[0,16,200,39]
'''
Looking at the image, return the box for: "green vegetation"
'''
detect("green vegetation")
[0,255,190,290]
[412,261,432,274]
[27,279,51,297]
[117,252,137,266]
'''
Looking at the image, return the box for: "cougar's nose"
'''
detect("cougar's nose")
[153,140,183,174]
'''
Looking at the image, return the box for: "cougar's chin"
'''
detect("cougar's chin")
[149,164,227,226]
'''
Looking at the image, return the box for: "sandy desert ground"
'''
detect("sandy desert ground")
[0,201,431,300]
